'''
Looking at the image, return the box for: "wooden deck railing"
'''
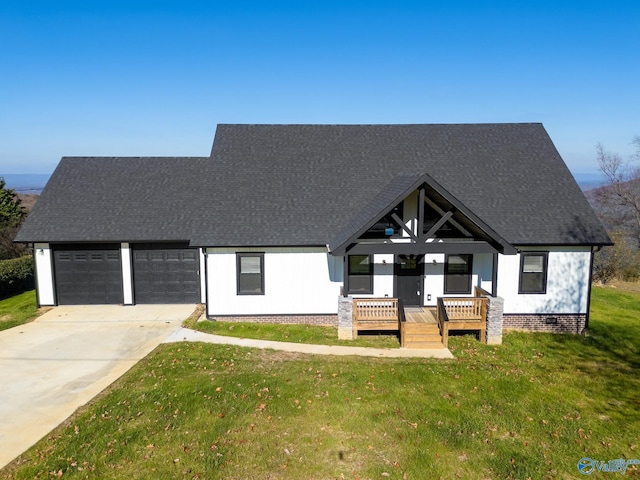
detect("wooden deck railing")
[437,297,487,348]
[352,298,400,338]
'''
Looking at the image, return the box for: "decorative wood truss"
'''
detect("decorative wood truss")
[329,173,517,256]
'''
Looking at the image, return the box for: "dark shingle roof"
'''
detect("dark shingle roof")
[16,123,611,247]
[16,157,209,243]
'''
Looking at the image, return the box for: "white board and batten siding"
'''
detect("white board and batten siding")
[33,242,55,306]
[497,246,592,314]
[121,243,133,305]
[205,247,343,316]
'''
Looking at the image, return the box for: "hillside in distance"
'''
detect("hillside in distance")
[17,193,39,212]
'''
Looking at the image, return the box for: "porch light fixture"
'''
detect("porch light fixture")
[38,249,44,256]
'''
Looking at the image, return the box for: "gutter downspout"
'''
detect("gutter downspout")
[584,245,598,334]
[491,253,498,297]
[202,248,210,318]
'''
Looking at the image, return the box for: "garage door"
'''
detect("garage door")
[54,244,123,305]
[133,243,200,304]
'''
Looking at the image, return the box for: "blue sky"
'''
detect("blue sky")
[1,0,639,176]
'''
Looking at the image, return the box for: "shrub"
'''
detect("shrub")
[0,255,34,299]
[592,230,640,284]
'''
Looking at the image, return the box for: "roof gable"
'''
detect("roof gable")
[329,173,517,255]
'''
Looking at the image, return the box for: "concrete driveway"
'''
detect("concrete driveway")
[0,304,193,468]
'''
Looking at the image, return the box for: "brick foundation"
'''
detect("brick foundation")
[209,314,338,326]
[503,314,586,334]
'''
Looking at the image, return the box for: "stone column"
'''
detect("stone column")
[337,296,354,340]
[485,295,504,345]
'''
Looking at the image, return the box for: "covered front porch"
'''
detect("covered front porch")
[351,295,488,349]
[331,173,510,348]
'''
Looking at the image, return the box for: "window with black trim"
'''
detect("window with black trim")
[444,254,472,294]
[347,255,373,294]
[237,253,264,295]
[519,252,548,294]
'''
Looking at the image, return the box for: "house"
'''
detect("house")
[16,124,611,345]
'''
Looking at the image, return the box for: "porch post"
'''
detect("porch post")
[337,295,354,340]
[342,256,349,297]
[492,253,498,297]
[485,295,504,345]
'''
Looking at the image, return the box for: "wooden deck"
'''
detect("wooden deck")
[437,297,487,348]
[352,298,486,350]
[402,307,437,324]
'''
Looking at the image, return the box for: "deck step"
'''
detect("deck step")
[401,321,445,349]
[403,333,443,342]
[404,341,446,349]
[403,325,439,334]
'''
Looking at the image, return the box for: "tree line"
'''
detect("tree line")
[591,137,640,283]
[0,178,28,260]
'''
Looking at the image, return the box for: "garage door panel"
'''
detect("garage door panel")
[54,245,123,305]
[133,244,200,304]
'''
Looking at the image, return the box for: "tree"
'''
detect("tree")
[595,137,640,250]
[0,178,28,260]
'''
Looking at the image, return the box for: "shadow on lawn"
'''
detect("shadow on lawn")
[542,318,640,416]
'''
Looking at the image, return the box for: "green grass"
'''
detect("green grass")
[0,290,40,331]
[2,286,640,479]
[190,318,401,349]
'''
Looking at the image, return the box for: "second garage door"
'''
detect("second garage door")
[133,243,200,304]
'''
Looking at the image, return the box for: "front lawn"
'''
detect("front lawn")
[192,318,401,349]
[0,290,40,332]
[2,286,639,479]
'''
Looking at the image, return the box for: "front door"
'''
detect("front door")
[395,254,423,306]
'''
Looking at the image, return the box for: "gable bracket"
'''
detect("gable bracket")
[390,212,417,241]
[424,196,473,237]
[420,210,454,241]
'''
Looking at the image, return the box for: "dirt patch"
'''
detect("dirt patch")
[183,304,206,327]
[248,349,307,365]
[600,280,640,293]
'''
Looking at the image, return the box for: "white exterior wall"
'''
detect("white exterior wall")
[497,246,592,314]
[199,248,207,304]
[34,243,55,306]
[372,253,394,297]
[121,243,134,305]
[423,253,445,305]
[403,191,418,237]
[422,253,493,306]
[206,247,342,316]
[475,254,494,293]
